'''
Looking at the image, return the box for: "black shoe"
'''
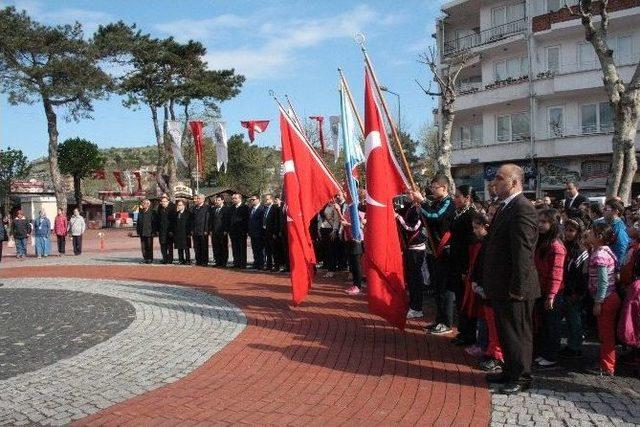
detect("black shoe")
[498,382,531,395]
[450,336,467,346]
[485,373,508,384]
[559,347,582,359]
[424,323,438,332]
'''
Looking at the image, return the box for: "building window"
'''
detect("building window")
[546,46,560,73]
[548,106,564,137]
[494,56,527,80]
[459,124,483,147]
[491,3,525,27]
[581,102,614,133]
[612,35,633,64]
[547,0,577,12]
[578,43,596,70]
[497,113,529,142]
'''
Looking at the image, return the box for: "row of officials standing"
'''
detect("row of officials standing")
[136,192,289,270]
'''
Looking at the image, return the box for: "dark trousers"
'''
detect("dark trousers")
[140,236,153,261]
[492,298,534,384]
[230,233,247,268]
[535,297,562,362]
[450,275,477,342]
[250,234,264,269]
[57,235,66,254]
[193,235,208,266]
[160,239,174,263]
[275,235,286,269]
[264,232,277,269]
[178,248,191,263]
[72,235,82,255]
[434,260,455,327]
[0,242,3,262]
[212,232,229,267]
[319,228,333,267]
[346,241,363,288]
[405,249,426,312]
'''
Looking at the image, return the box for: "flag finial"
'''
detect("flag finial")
[354,32,366,51]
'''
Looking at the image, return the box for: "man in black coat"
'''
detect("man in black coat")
[136,199,157,264]
[156,195,175,264]
[229,193,250,268]
[173,200,192,264]
[275,196,289,272]
[248,195,265,269]
[210,194,230,267]
[564,181,588,218]
[262,194,281,271]
[483,164,540,394]
[191,194,210,266]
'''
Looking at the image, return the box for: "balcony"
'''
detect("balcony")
[443,18,526,57]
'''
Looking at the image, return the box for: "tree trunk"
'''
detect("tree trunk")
[163,102,177,200]
[43,99,67,212]
[437,99,456,193]
[607,98,638,203]
[73,174,83,213]
[151,105,168,194]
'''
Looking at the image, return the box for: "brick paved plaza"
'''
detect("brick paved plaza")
[0,232,638,426]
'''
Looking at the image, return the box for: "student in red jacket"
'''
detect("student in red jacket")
[534,209,566,367]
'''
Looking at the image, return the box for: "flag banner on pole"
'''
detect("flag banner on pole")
[113,171,125,189]
[308,116,326,153]
[241,120,270,143]
[279,107,341,305]
[329,115,340,161]
[189,121,205,174]
[213,121,229,172]
[340,80,364,242]
[132,171,143,193]
[363,67,410,330]
[166,120,187,167]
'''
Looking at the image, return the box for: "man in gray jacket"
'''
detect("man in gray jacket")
[69,209,86,255]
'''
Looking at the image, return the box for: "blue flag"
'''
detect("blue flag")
[340,79,365,241]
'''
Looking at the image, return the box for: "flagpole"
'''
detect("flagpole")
[356,35,417,191]
[337,68,364,136]
[284,94,306,135]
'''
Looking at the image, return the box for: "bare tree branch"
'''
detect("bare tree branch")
[628,62,640,91]
[415,79,442,97]
[599,0,610,34]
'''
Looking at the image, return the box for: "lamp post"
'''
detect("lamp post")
[380,85,401,132]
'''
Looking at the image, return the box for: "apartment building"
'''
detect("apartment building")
[436,0,640,200]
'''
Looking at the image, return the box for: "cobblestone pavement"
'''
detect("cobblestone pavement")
[0,288,136,380]
[1,263,492,426]
[0,277,246,426]
[490,345,640,427]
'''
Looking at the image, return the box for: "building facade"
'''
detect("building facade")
[437,0,640,200]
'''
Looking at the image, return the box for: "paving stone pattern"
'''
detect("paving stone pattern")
[0,288,136,380]
[0,278,246,426]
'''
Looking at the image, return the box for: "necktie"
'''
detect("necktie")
[492,202,506,225]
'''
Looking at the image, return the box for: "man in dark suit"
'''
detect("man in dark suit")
[191,194,210,266]
[210,194,230,267]
[275,196,289,272]
[229,193,250,268]
[248,195,265,269]
[484,164,540,394]
[156,195,175,264]
[564,181,588,218]
[262,194,281,271]
[136,199,157,264]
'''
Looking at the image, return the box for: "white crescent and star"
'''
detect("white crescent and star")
[364,130,386,208]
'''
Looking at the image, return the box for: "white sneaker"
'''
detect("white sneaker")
[324,272,334,278]
[536,357,558,367]
[406,309,424,319]
[534,356,543,363]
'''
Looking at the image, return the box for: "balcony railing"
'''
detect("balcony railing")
[452,134,529,150]
[443,18,527,56]
[537,124,614,140]
[536,54,637,78]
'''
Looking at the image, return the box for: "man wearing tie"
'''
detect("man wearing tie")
[191,194,210,266]
[248,195,265,270]
[229,193,250,268]
[484,164,540,394]
[262,194,281,271]
[210,195,230,267]
[564,181,588,218]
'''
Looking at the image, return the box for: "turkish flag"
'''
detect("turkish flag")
[91,169,106,180]
[113,171,125,189]
[241,120,270,142]
[280,108,340,305]
[363,68,410,330]
[189,121,205,174]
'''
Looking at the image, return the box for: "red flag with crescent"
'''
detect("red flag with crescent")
[113,171,125,189]
[241,120,270,142]
[363,67,410,330]
[189,121,205,174]
[280,108,340,305]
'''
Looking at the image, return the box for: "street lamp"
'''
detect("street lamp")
[380,85,401,131]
